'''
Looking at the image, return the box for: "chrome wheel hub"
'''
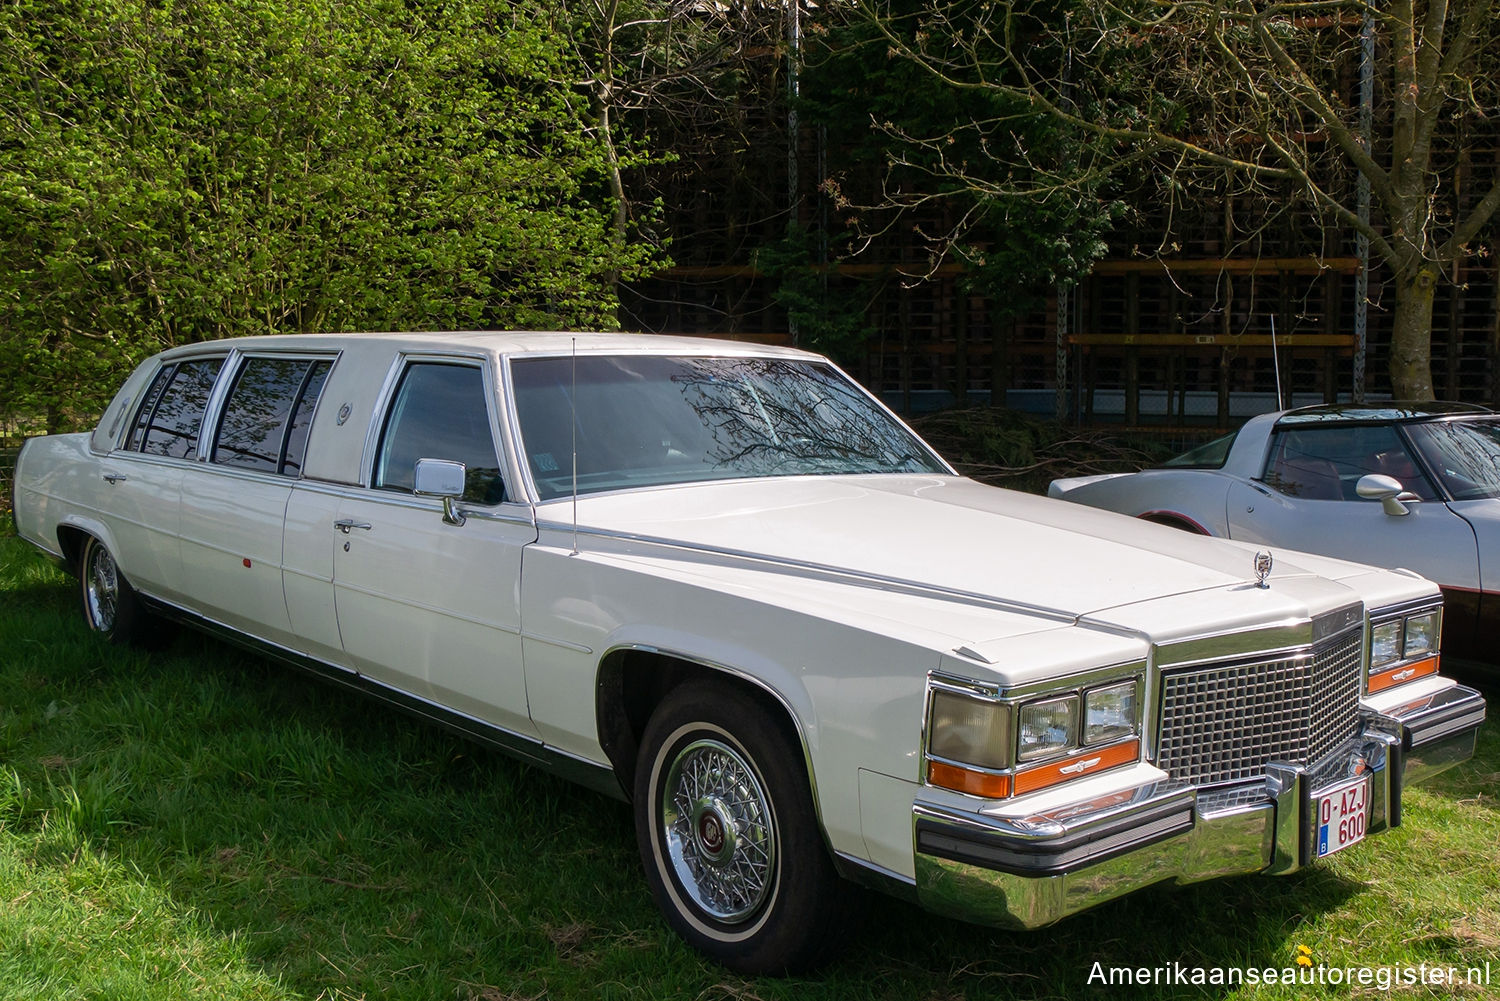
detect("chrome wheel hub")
[661,738,776,923]
[86,547,119,632]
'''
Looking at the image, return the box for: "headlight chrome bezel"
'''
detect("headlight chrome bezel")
[1366,602,1442,694]
[924,668,1143,801]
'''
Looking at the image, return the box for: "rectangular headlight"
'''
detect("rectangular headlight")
[928,691,1011,771]
[1403,610,1439,658]
[1083,681,1138,745]
[1370,620,1402,668]
[1018,695,1078,762]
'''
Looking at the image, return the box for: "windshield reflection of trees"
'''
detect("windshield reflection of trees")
[670,359,932,475]
[517,356,944,500]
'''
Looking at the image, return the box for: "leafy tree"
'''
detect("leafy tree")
[857,0,1500,400]
[0,0,659,429]
[795,1,1121,396]
[813,2,1119,295]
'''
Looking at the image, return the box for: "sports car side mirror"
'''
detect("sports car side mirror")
[1356,473,1421,517]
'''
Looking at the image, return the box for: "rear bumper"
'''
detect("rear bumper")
[913,684,1485,930]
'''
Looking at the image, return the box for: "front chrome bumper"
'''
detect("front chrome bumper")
[913,684,1486,930]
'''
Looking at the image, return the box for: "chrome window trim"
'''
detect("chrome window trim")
[118,360,176,454]
[136,354,230,461]
[498,352,543,505]
[290,477,537,529]
[361,350,512,506]
[194,350,242,462]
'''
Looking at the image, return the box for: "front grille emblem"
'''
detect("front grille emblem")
[1254,550,1273,589]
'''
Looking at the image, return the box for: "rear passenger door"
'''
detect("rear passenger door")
[177,353,334,646]
[103,355,227,599]
[330,357,539,737]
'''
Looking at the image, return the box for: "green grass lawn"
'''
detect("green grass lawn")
[0,535,1496,1000]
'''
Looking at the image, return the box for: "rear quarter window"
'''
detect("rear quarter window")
[135,358,225,458]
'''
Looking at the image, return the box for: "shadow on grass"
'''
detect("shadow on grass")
[1,539,1493,1001]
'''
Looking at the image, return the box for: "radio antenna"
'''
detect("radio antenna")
[571,336,579,556]
[1270,314,1284,411]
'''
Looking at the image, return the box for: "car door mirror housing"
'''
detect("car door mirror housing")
[1356,473,1421,516]
[413,458,468,526]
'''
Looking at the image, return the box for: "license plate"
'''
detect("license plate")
[1315,776,1370,858]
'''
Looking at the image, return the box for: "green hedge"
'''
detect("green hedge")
[0,0,657,429]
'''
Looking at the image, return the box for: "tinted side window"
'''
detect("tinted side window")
[140,359,224,458]
[1263,426,1436,501]
[213,358,313,472]
[281,360,332,476]
[374,363,504,504]
[127,365,176,452]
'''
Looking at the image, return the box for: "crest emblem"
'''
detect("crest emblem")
[336,402,352,426]
[1254,550,1273,589]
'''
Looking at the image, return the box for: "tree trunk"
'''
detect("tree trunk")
[1388,263,1438,401]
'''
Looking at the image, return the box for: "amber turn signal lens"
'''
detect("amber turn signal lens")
[1012,739,1140,796]
[1368,655,1439,694]
[926,760,1012,799]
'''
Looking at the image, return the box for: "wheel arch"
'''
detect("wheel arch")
[595,645,820,815]
[1138,510,1212,535]
[56,518,119,576]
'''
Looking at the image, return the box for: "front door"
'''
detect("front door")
[1227,423,1479,587]
[330,359,538,737]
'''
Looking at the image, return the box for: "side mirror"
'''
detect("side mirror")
[414,458,468,526]
[1356,473,1420,517]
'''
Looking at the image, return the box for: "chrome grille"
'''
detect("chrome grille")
[1155,630,1363,786]
[1309,631,1364,759]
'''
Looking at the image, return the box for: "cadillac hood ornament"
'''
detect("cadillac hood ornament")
[1254,550,1273,589]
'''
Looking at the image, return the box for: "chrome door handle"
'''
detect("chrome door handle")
[102,472,128,484]
[333,518,372,534]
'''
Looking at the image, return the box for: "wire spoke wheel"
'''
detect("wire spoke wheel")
[635,682,851,974]
[84,541,120,632]
[660,738,777,923]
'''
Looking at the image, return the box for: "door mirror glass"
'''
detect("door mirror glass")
[413,458,466,498]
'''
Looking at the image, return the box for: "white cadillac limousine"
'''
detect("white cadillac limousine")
[13,332,1487,972]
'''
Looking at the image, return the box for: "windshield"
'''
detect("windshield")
[511,354,948,501]
[1405,418,1500,500]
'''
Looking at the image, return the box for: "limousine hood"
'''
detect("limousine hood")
[562,475,1372,631]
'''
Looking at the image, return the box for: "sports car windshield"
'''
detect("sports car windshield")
[511,354,948,500]
[1405,419,1500,500]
